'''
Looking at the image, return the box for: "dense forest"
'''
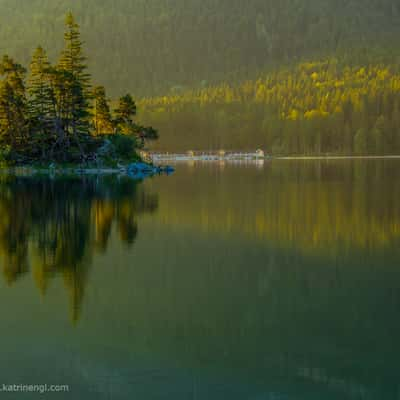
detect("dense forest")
[139,60,400,155]
[0,0,398,96]
[0,12,157,164]
[0,1,399,155]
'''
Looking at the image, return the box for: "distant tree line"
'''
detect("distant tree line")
[138,60,400,155]
[0,13,157,165]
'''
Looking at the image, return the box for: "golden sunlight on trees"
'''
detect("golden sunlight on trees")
[139,60,400,155]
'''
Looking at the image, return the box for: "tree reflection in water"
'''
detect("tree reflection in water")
[0,175,158,323]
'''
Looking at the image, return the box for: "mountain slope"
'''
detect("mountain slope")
[0,0,398,96]
[138,59,400,154]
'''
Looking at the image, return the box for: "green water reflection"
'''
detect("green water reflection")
[0,175,158,322]
[0,160,399,399]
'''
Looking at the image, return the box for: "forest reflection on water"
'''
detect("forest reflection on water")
[147,159,400,255]
[0,175,158,322]
[0,160,399,399]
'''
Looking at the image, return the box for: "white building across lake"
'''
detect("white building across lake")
[150,149,267,162]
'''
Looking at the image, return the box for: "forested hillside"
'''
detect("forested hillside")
[0,0,399,96]
[138,60,400,155]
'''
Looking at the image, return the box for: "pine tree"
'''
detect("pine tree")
[28,46,55,159]
[114,94,137,136]
[138,126,159,147]
[114,93,157,147]
[92,86,113,135]
[115,94,137,126]
[0,56,28,152]
[58,12,91,157]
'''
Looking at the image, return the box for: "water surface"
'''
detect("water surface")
[0,160,399,399]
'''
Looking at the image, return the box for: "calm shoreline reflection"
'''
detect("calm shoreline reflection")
[0,175,158,322]
[0,160,399,399]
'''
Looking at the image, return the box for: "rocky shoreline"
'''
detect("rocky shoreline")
[0,162,175,179]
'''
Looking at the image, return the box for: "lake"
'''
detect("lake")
[0,159,399,399]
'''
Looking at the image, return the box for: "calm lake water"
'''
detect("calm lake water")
[0,160,399,399]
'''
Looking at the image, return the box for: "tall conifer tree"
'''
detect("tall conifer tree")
[28,46,55,158]
[92,86,113,135]
[115,94,137,125]
[0,56,28,151]
[58,12,91,155]
[115,94,137,135]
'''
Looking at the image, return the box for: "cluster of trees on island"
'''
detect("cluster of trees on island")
[0,12,157,165]
[139,59,400,155]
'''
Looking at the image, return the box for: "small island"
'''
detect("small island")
[0,12,165,176]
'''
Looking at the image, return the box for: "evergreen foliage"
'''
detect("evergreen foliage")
[0,13,158,165]
[115,94,137,132]
[115,94,158,148]
[58,13,91,145]
[28,46,54,159]
[0,56,28,153]
[92,86,113,135]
